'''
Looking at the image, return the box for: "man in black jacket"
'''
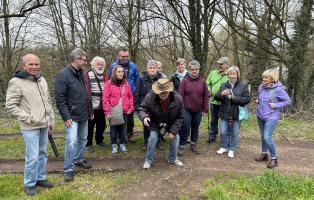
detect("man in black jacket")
[138,79,185,169]
[55,48,92,182]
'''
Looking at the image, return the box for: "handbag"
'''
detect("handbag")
[109,83,125,126]
[238,106,248,121]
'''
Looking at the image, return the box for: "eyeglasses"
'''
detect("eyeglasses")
[190,68,199,71]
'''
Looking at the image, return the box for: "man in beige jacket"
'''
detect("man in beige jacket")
[5,54,55,196]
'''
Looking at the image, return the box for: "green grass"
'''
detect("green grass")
[0,170,148,200]
[202,171,314,200]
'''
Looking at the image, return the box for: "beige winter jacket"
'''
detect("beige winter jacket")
[5,74,55,131]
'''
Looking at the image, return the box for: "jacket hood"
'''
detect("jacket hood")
[262,81,283,89]
[14,70,41,82]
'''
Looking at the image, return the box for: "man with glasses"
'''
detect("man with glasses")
[55,48,93,182]
[206,57,229,144]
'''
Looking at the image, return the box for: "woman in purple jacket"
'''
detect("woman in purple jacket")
[178,60,209,155]
[255,69,291,169]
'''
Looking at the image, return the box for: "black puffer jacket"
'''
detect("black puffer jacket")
[55,65,91,122]
[138,91,185,135]
[214,80,250,121]
[134,71,162,112]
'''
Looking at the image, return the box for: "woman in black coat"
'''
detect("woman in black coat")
[214,66,250,158]
[134,60,162,150]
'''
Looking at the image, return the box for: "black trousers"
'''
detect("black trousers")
[87,109,106,146]
[126,112,134,138]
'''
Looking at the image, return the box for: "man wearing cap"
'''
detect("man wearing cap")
[206,57,229,143]
[138,79,185,169]
[6,54,55,195]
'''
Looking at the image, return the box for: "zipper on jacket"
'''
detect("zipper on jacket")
[36,82,49,127]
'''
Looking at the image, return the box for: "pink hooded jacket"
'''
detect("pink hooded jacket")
[102,79,134,116]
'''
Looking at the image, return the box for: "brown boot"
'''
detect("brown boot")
[267,159,278,169]
[191,144,200,154]
[255,154,269,162]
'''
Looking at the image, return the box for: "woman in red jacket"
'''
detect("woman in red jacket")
[103,65,134,154]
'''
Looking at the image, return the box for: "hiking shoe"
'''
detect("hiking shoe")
[168,159,184,167]
[267,159,278,169]
[112,144,118,154]
[156,143,164,150]
[75,160,91,169]
[97,143,106,147]
[216,148,228,155]
[120,144,127,153]
[86,146,94,152]
[207,138,216,144]
[255,154,269,162]
[142,144,147,151]
[36,180,54,188]
[143,162,151,169]
[24,186,37,196]
[191,144,200,154]
[64,171,74,182]
[177,148,184,156]
[228,150,235,158]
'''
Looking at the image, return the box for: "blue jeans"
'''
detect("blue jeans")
[145,131,179,164]
[110,114,127,144]
[220,119,240,151]
[257,118,278,159]
[179,110,202,145]
[208,104,220,140]
[21,128,48,187]
[143,126,162,145]
[64,120,88,172]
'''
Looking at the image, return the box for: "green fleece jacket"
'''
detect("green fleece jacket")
[206,69,229,105]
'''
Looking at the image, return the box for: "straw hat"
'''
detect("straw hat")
[151,79,174,94]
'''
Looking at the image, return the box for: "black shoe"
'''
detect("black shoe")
[207,138,216,144]
[86,146,94,152]
[96,143,106,147]
[75,160,91,169]
[36,180,54,188]
[64,171,74,182]
[24,186,37,196]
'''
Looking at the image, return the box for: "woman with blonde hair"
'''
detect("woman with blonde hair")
[215,66,250,158]
[255,69,291,168]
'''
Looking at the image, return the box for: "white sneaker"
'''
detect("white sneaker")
[120,144,127,152]
[228,150,235,158]
[112,144,118,154]
[143,162,151,169]
[216,148,228,155]
[169,159,184,167]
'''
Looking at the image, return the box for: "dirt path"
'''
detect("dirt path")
[0,136,313,199]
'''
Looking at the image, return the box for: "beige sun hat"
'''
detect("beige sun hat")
[152,79,174,94]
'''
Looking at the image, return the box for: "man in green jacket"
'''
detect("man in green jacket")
[206,57,229,143]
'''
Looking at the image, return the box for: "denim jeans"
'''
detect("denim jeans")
[257,117,278,159]
[87,109,106,146]
[64,120,88,172]
[145,131,179,164]
[208,104,221,140]
[143,126,162,145]
[21,128,48,187]
[220,119,240,151]
[110,114,127,144]
[179,110,202,145]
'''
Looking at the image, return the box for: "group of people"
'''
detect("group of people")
[5,48,291,196]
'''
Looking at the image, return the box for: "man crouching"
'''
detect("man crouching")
[138,79,185,169]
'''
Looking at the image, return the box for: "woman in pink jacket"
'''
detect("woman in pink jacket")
[103,65,134,154]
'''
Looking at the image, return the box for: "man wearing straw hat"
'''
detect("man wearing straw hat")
[138,79,185,169]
